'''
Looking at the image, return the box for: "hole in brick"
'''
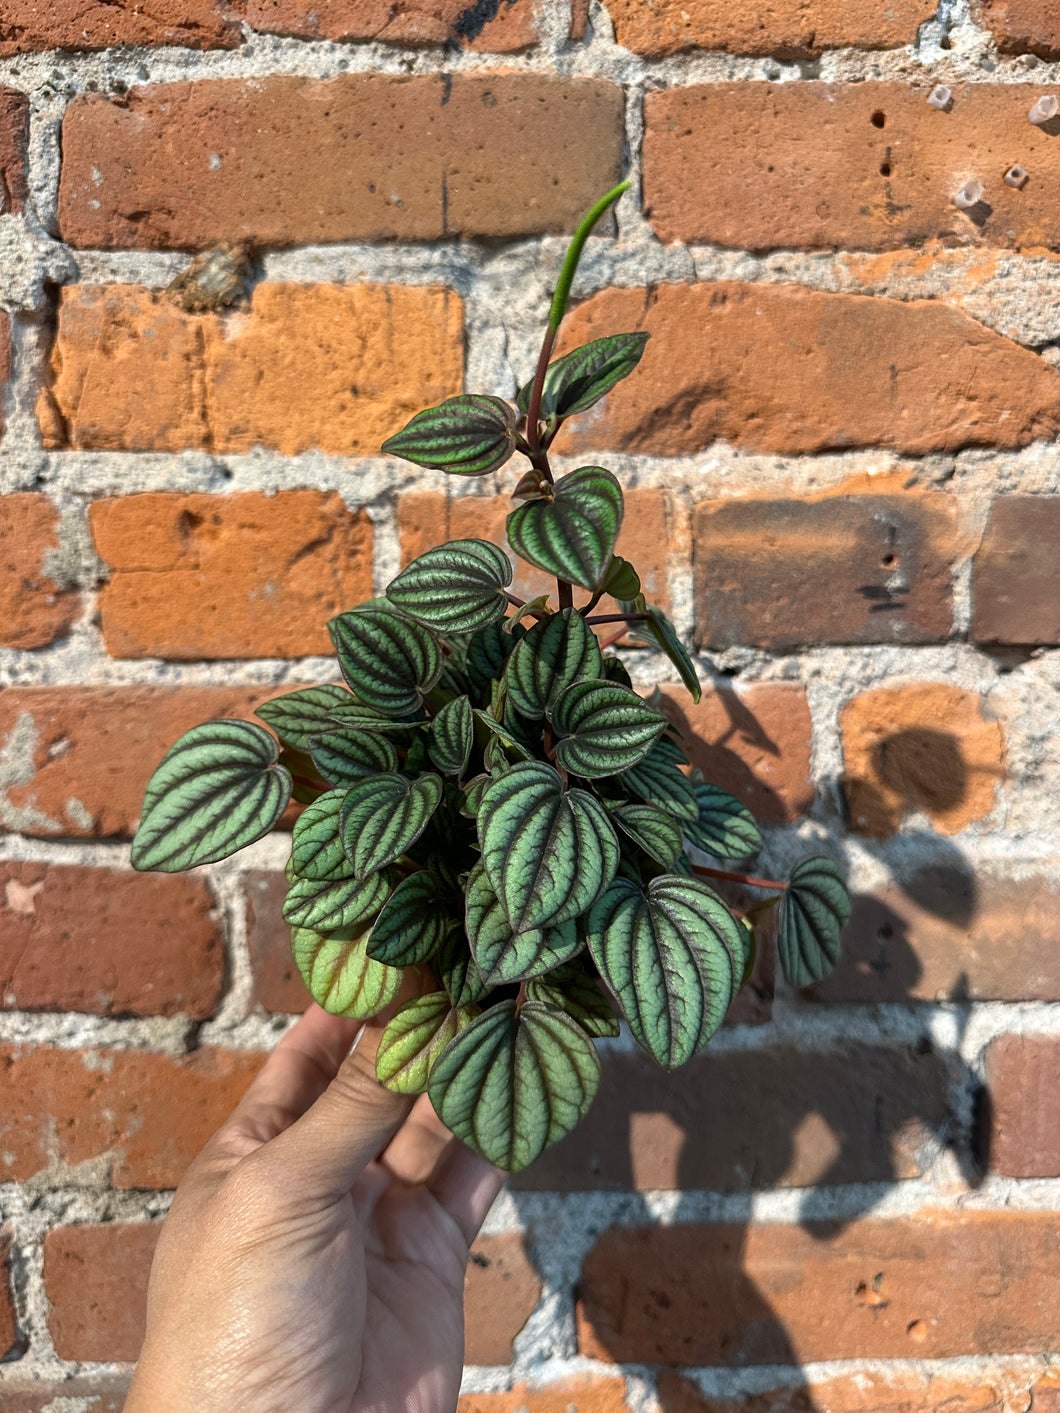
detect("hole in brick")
[1004,164,1029,189]
[879,162,892,177]
[928,84,953,112]
[870,110,886,128]
[1028,94,1059,126]
[952,179,986,212]
[881,553,897,567]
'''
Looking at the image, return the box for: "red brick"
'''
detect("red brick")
[0,1044,264,1187]
[555,283,1060,456]
[840,684,1006,837]
[42,283,464,455]
[0,88,29,213]
[602,0,930,55]
[0,1379,129,1413]
[972,495,1060,645]
[693,491,959,649]
[91,492,373,659]
[660,683,813,824]
[512,1040,951,1192]
[577,1212,1060,1364]
[973,0,1060,57]
[463,1233,541,1364]
[983,1035,1060,1178]
[657,1368,1032,1413]
[460,1379,630,1413]
[248,0,542,48]
[0,494,80,649]
[59,76,624,249]
[0,1225,18,1361]
[245,870,311,1014]
[813,865,1060,1003]
[1,0,241,53]
[0,684,301,840]
[644,82,1060,251]
[0,861,224,1018]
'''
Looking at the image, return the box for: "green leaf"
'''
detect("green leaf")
[387,539,513,635]
[465,619,527,698]
[464,862,584,987]
[293,924,404,1018]
[340,772,443,880]
[291,789,352,881]
[503,608,603,720]
[427,695,475,777]
[436,930,489,1007]
[460,773,491,819]
[381,394,517,476]
[255,684,352,749]
[329,606,442,717]
[309,730,399,788]
[685,783,763,862]
[777,857,852,988]
[507,467,624,592]
[326,701,425,734]
[283,869,391,932]
[600,555,641,601]
[552,678,666,779]
[620,596,701,704]
[376,993,477,1095]
[428,1000,601,1171]
[586,874,745,1069]
[517,333,650,421]
[474,708,533,764]
[601,654,633,688]
[527,961,620,1038]
[367,870,452,966]
[132,720,292,873]
[619,741,698,825]
[611,802,684,869]
[478,760,620,931]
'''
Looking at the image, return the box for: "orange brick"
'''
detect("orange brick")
[459,1380,630,1413]
[0,88,28,214]
[658,1368,1022,1413]
[0,494,80,649]
[972,495,1060,645]
[0,1226,16,1360]
[245,870,312,1014]
[247,0,543,48]
[1,0,241,52]
[973,0,1060,57]
[603,0,930,55]
[983,1035,1060,1178]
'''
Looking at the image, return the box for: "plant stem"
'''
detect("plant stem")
[599,625,629,651]
[584,611,649,626]
[504,591,527,608]
[691,864,788,892]
[557,579,574,610]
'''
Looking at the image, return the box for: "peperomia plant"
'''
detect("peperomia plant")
[131,182,851,1171]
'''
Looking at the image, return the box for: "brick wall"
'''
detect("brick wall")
[1,0,1059,1407]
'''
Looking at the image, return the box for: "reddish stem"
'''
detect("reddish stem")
[584,612,649,626]
[691,864,788,892]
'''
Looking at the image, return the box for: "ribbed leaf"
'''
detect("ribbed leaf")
[329,606,442,717]
[308,730,398,787]
[376,993,477,1095]
[465,619,527,697]
[283,869,390,932]
[587,874,745,1069]
[777,857,851,987]
[292,924,404,1019]
[620,596,701,704]
[464,862,584,988]
[436,930,489,1007]
[601,654,633,688]
[387,539,513,635]
[527,961,620,1038]
[611,802,684,869]
[382,394,517,476]
[601,555,641,600]
[460,773,491,819]
[474,708,533,764]
[503,609,603,720]
[517,333,650,420]
[340,772,443,880]
[132,721,292,873]
[291,789,352,881]
[478,761,620,931]
[367,870,452,966]
[507,467,624,591]
[427,695,474,777]
[428,1000,601,1171]
[327,702,425,735]
[255,684,352,749]
[552,678,666,779]
[619,741,698,825]
[685,783,763,861]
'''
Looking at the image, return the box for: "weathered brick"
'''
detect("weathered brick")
[660,683,814,824]
[657,1368,1039,1413]
[459,1380,631,1413]
[0,0,241,53]
[0,88,29,214]
[693,492,958,649]
[643,82,1060,251]
[983,1035,1060,1178]
[840,684,1005,837]
[512,1041,952,1192]
[0,494,80,650]
[0,1379,129,1413]
[0,861,224,1018]
[59,76,624,249]
[42,283,464,455]
[972,495,1060,645]
[556,284,1060,456]
[602,0,930,56]
[248,0,542,49]
[813,865,1060,1003]
[973,0,1060,57]
[0,1045,264,1187]
[577,1212,1060,1363]
[91,491,373,659]
[44,1223,536,1363]
[1,1225,18,1360]
[245,870,311,1014]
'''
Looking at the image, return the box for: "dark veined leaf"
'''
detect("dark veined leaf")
[255,684,352,749]
[601,555,641,601]
[516,333,650,420]
[527,961,620,1038]
[464,862,584,988]
[326,701,425,734]
[601,654,633,688]
[619,595,701,704]
[291,789,352,882]
[552,678,666,779]
[777,856,852,988]
[292,924,404,1019]
[308,730,398,788]
[428,695,475,777]
[381,393,518,476]
[619,740,698,825]
[428,1000,601,1171]
[478,761,620,931]
[507,467,624,592]
[367,870,453,966]
[436,930,490,1007]
[329,606,442,717]
[474,708,533,763]
[465,619,527,697]
[685,783,763,862]
[503,608,603,720]
[611,802,684,869]
[132,721,292,873]
[586,874,745,1069]
[283,869,390,932]
[376,993,477,1095]
[460,773,491,819]
[387,539,513,635]
[505,594,552,632]
[340,772,443,880]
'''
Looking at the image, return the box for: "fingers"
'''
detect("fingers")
[427,1138,507,1247]
[377,1094,452,1186]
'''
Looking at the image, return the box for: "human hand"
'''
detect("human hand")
[126,1002,506,1413]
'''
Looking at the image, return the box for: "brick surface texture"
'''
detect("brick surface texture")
[2,0,1059,1403]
